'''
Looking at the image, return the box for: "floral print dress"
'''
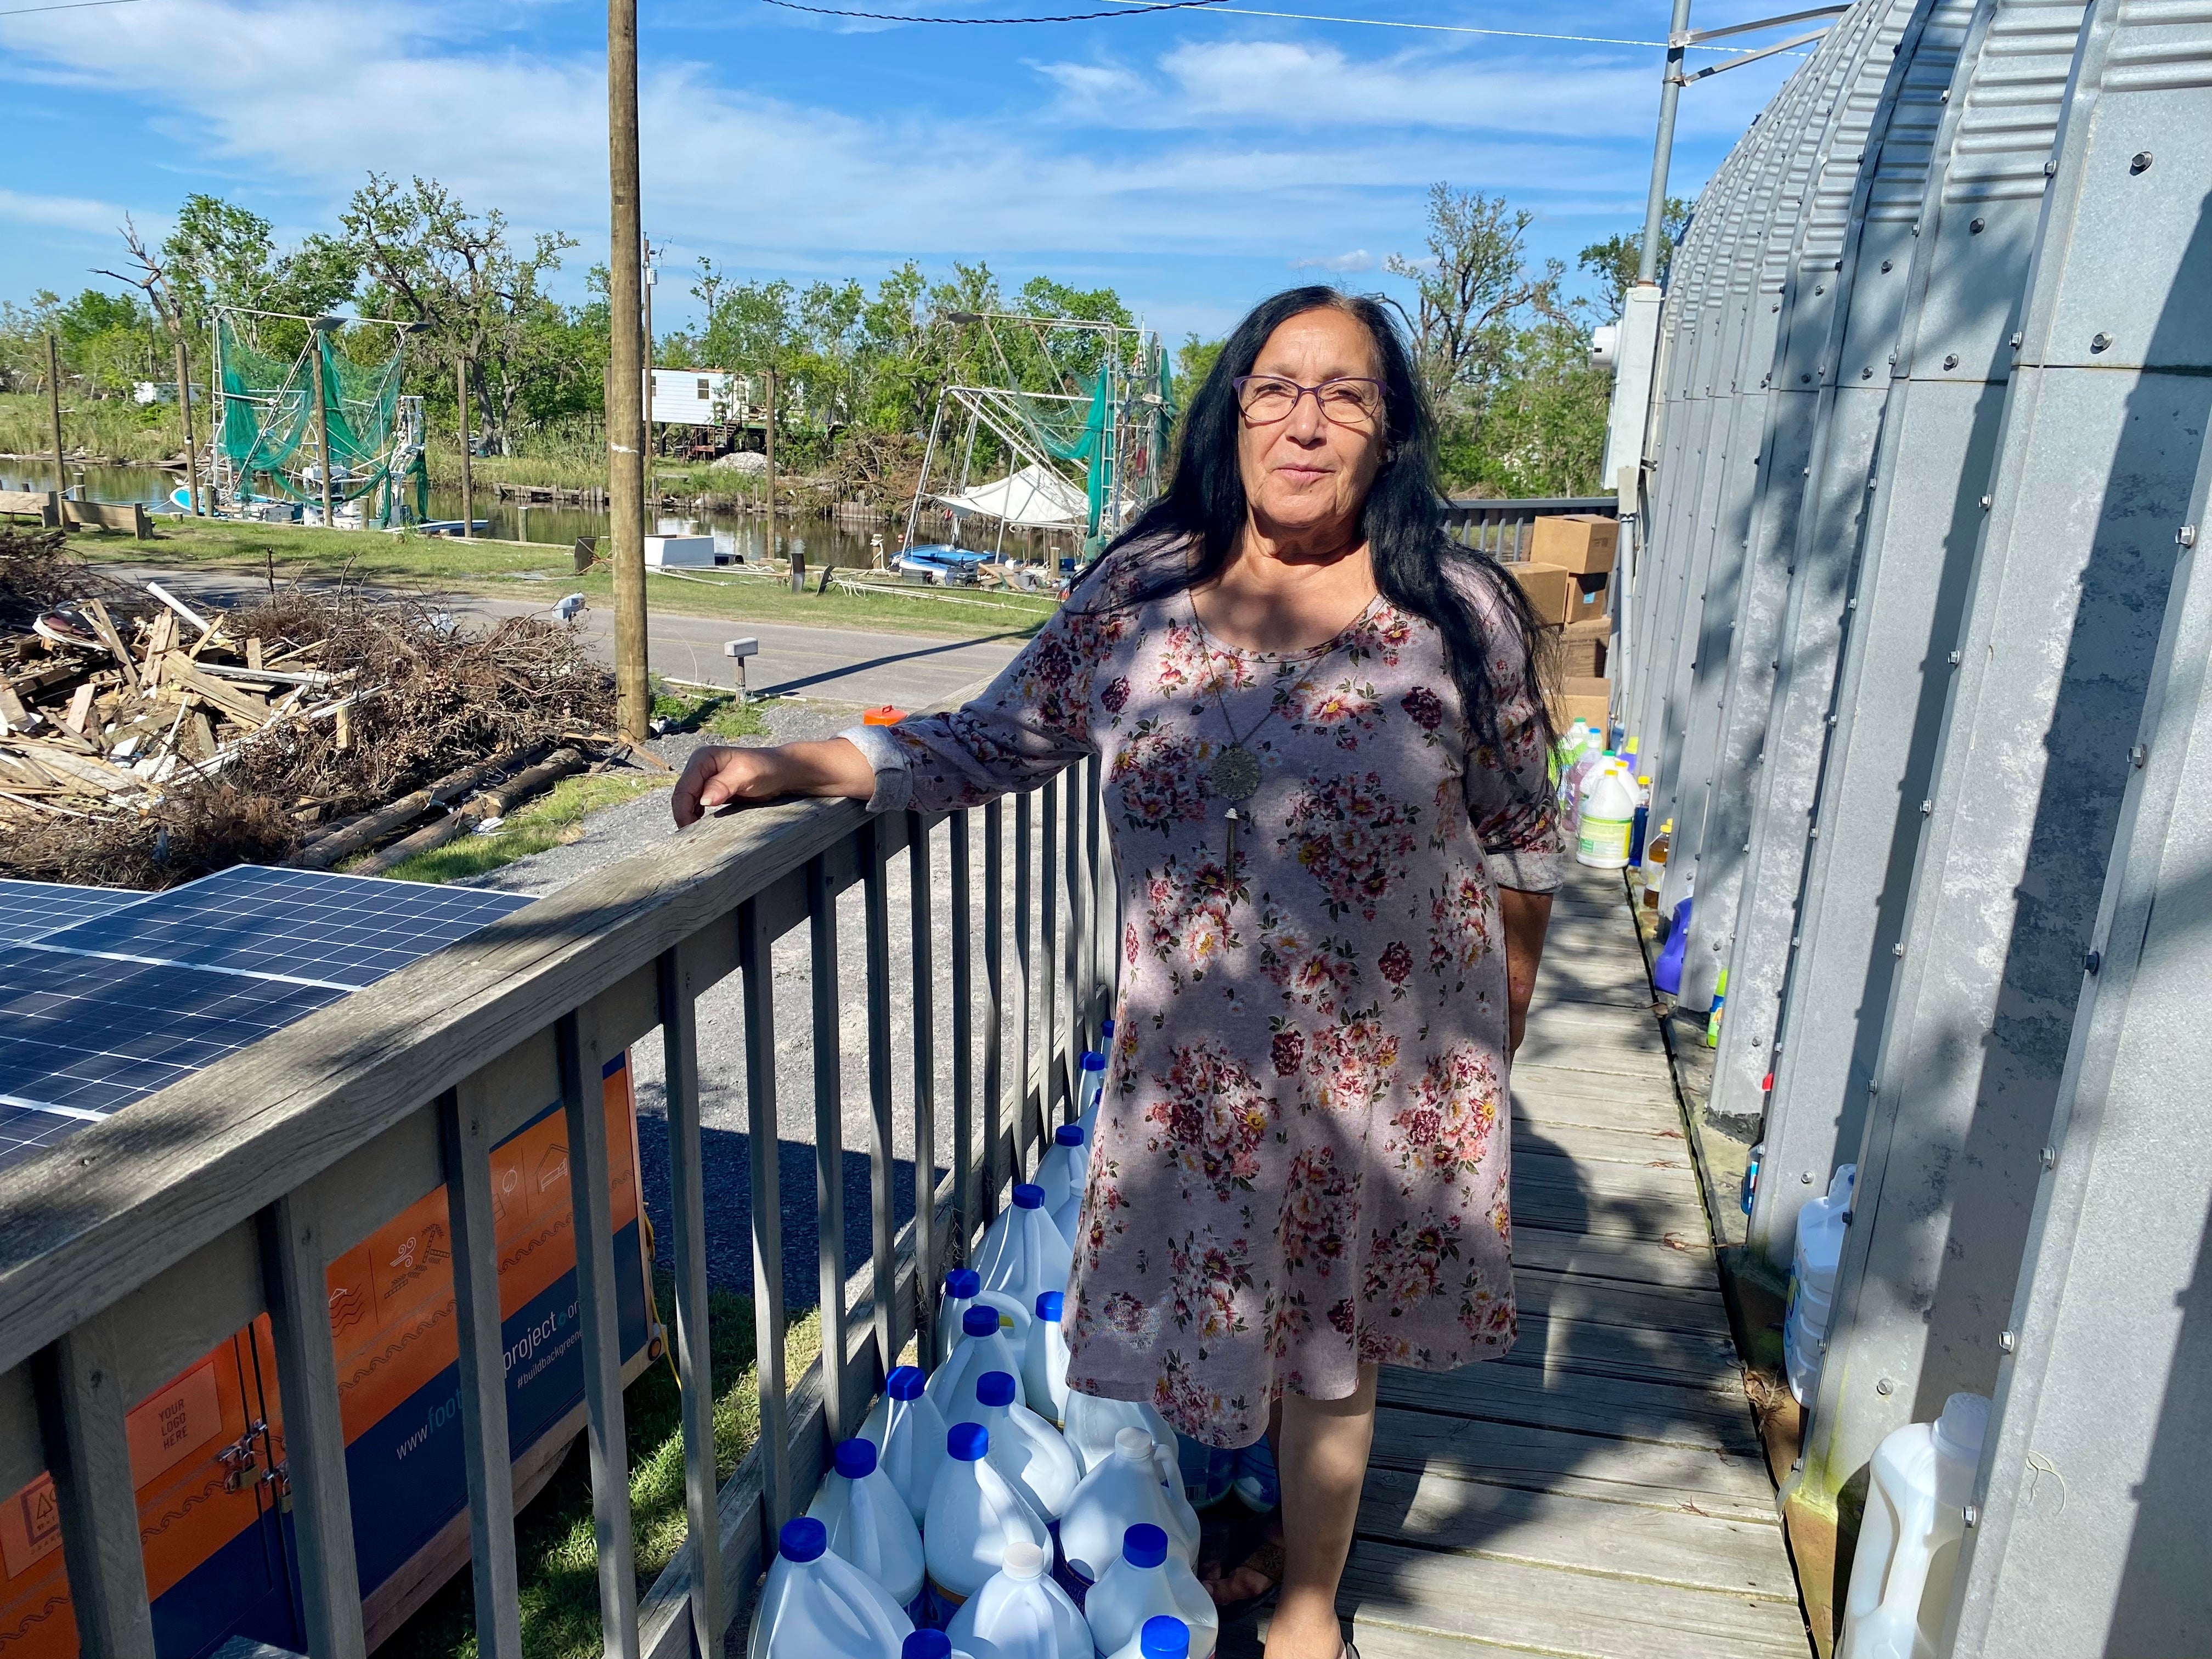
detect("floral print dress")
[844,544,1562,1447]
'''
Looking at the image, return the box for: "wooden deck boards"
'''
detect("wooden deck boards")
[1313,865,1810,1658]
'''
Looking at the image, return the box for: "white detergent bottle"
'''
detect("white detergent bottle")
[932,1304,1031,1419]
[1837,1394,1991,1659]
[973,1370,1081,1520]
[1075,1051,1107,1143]
[924,1423,1053,1609]
[943,1267,1034,1363]
[1023,1291,1072,1426]
[879,1364,951,1526]
[748,1516,913,1659]
[807,1437,926,1614]
[974,1184,1076,1317]
[1083,1524,1220,1659]
[1105,1616,1192,1659]
[1061,1392,1178,1481]
[1059,1429,1200,1586]
[1784,1165,1857,1404]
[943,1539,1091,1659]
[1036,1124,1090,1218]
[1576,760,1638,870]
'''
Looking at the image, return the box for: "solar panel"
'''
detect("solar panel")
[0,878,147,946]
[0,866,537,1174]
[29,864,535,990]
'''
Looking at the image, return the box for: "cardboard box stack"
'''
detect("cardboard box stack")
[1504,514,1618,728]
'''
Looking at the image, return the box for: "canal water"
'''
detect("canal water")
[0,461,888,569]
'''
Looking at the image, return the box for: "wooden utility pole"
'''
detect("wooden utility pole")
[310,329,336,528]
[770,369,799,592]
[606,0,650,742]
[44,334,65,500]
[456,357,474,539]
[173,332,201,515]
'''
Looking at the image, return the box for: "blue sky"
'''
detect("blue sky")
[0,0,1798,342]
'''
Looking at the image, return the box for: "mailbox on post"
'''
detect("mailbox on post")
[723,636,759,702]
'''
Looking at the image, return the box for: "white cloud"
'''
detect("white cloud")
[0,188,133,238]
[1289,249,1373,273]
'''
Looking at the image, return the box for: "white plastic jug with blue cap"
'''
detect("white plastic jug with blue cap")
[747,1516,913,1659]
[1036,1124,1090,1218]
[932,1304,1031,1420]
[807,1437,926,1613]
[1060,1392,1178,1482]
[877,1364,950,1526]
[1023,1292,1072,1426]
[1784,1164,1856,1405]
[1075,1052,1107,1143]
[941,1267,1034,1363]
[902,1632,977,1659]
[1104,1615,1192,1659]
[942,1538,1091,1659]
[925,1423,1054,1607]
[1082,1525,1219,1659]
[972,1370,1080,1520]
[1837,1393,1990,1659]
[974,1184,1076,1317]
[1059,1429,1200,1585]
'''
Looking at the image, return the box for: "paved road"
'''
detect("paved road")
[104,564,1028,708]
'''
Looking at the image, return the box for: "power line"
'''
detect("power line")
[759,0,1229,20]
[1099,0,1801,53]
[0,0,146,15]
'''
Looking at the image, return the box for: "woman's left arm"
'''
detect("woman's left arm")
[1499,886,1554,1056]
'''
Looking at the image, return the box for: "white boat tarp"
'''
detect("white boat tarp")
[933,462,1088,529]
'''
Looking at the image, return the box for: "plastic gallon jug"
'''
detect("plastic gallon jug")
[1784,1164,1856,1405]
[1837,1393,1991,1659]
[904,1633,977,1659]
[1037,1124,1090,1216]
[748,1516,913,1659]
[1075,1051,1107,1142]
[1576,760,1638,869]
[925,1423,1054,1607]
[974,1184,1077,1318]
[1084,1525,1220,1659]
[1060,1392,1178,1479]
[880,1364,951,1525]
[1024,1292,1073,1426]
[1705,968,1729,1047]
[974,1370,1081,1520]
[933,1304,1032,1419]
[808,1437,926,1613]
[1652,894,1692,995]
[941,1268,1033,1363]
[1050,1184,1086,1252]
[1059,1428,1201,1585]
[1105,1616,1192,1659]
[943,1539,1091,1659]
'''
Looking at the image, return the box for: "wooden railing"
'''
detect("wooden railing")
[0,758,1114,1659]
[1442,495,1616,561]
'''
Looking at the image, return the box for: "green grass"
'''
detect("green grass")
[64,517,1057,641]
[380,1282,823,1659]
[651,682,770,742]
[2,390,184,464]
[371,771,672,884]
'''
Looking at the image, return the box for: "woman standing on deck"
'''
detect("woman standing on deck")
[672,286,1561,1659]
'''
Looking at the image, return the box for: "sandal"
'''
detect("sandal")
[1206,1536,1285,1623]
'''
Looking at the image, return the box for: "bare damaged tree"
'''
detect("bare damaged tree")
[1386,184,1568,410]
[97,217,202,515]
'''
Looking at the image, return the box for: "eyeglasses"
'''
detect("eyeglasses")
[1232,375,1386,427]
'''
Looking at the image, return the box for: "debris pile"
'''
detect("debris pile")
[0,526,623,888]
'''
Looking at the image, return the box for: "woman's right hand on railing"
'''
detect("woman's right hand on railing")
[672,738,879,827]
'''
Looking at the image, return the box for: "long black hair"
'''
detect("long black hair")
[1095,285,1557,793]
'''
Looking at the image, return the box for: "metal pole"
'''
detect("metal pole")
[641,237,656,460]
[311,333,335,529]
[607,0,650,741]
[456,357,473,540]
[1639,0,1694,284]
[44,333,65,501]
[172,332,201,516]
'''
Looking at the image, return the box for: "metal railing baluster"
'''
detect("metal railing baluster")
[259,1189,369,1659]
[31,1318,157,1659]
[655,947,724,1650]
[907,812,939,1369]
[1041,774,1061,1131]
[735,905,789,1542]
[863,820,899,1373]
[439,1081,523,1659]
[557,1009,641,1659]
[984,797,1006,1218]
[806,856,851,1414]
[1064,758,1086,1077]
[1014,788,1035,1180]
[951,810,976,1265]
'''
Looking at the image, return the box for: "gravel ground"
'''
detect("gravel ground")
[455,696,1109,1317]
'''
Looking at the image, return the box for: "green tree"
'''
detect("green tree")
[1577,195,1695,316]
[1386,184,1566,410]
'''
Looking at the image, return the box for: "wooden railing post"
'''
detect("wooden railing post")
[736,905,789,1542]
[805,856,852,1416]
[31,1316,156,1659]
